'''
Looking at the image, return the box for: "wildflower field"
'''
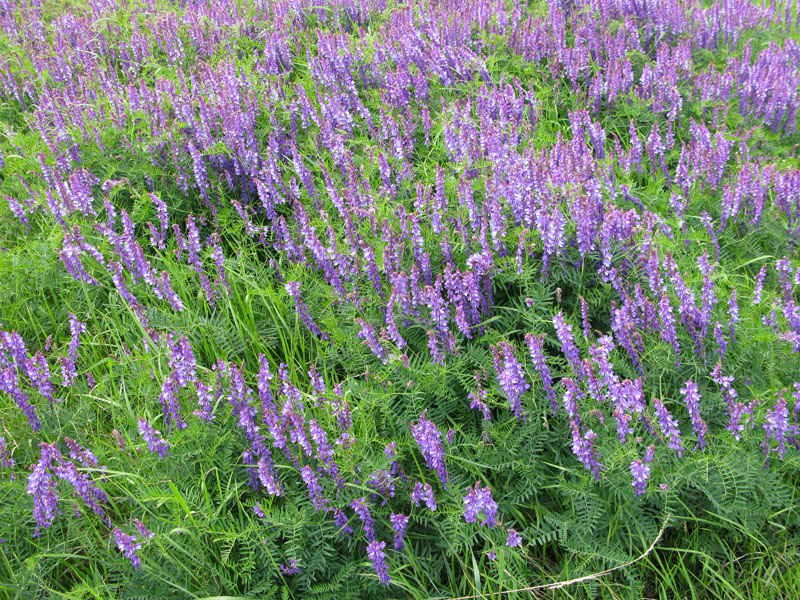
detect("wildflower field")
[1,0,800,598]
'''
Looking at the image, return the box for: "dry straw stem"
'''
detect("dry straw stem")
[449,516,670,600]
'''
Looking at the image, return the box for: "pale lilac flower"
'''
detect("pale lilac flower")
[506,529,522,547]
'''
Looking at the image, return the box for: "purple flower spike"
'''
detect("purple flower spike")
[137,417,170,458]
[26,443,61,536]
[280,558,301,575]
[680,379,707,450]
[492,342,530,420]
[463,481,497,528]
[410,411,448,487]
[553,312,583,377]
[630,460,650,496]
[506,529,522,548]
[390,513,409,551]
[763,393,795,460]
[286,281,329,341]
[366,539,391,586]
[300,465,328,512]
[570,420,603,480]
[0,436,14,480]
[410,482,437,511]
[350,497,375,541]
[653,399,684,457]
[113,528,142,569]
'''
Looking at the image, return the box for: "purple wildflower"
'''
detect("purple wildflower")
[366,540,391,586]
[752,265,767,305]
[280,558,301,575]
[463,482,497,528]
[0,436,14,479]
[137,417,170,458]
[728,288,739,342]
[630,460,650,496]
[763,393,795,460]
[356,318,386,362]
[506,529,522,548]
[113,528,142,569]
[410,482,437,511]
[679,379,707,449]
[350,497,375,541]
[570,420,603,480]
[134,519,154,540]
[553,312,583,377]
[257,457,283,496]
[390,513,409,551]
[300,465,328,511]
[26,443,61,536]
[254,503,266,519]
[410,411,448,487]
[653,399,684,457]
[332,508,353,537]
[1,367,40,431]
[524,332,557,413]
[286,281,329,340]
[491,342,530,420]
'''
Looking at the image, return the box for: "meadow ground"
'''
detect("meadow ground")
[1,1,799,598]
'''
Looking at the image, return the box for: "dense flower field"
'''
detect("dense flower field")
[1,0,799,598]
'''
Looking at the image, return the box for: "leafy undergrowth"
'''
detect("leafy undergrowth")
[1,0,799,599]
